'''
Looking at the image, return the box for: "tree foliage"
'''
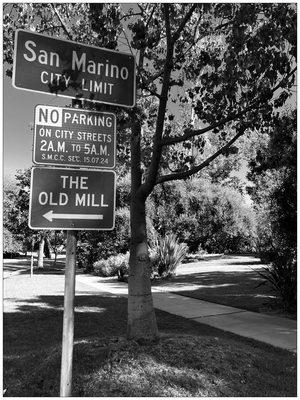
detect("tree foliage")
[3,227,23,256]
[3,169,32,249]
[248,110,296,255]
[148,178,256,254]
[248,110,296,311]
[3,169,61,261]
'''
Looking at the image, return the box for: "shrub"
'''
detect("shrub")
[151,234,188,278]
[196,244,208,256]
[93,253,129,279]
[77,241,97,272]
[77,207,130,271]
[257,250,297,313]
[93,259,118,277]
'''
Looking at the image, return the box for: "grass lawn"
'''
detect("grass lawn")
[4,283,296,397]
[152,259,295,318]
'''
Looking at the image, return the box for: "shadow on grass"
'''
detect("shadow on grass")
[4,259,66,276]
[29,268,67,275]
[3,293,296,397]
[4,265,29,272]
[4,295,127,353]
[225,260,265,266]
[5,293,235,353]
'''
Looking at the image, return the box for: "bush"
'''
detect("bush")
[77,241,97,272]
[93,258,119,277]
[93,253,129,279]
[77,207,130,271]
[151,234,188,278]
[257,250,297,313]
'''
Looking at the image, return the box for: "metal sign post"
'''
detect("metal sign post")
[60,230,77,397]
[30,237,34,277]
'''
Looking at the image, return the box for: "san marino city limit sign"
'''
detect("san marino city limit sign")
[13,29,136,107]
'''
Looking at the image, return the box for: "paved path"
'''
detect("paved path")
[76,274,297,353]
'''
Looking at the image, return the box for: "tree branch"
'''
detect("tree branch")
[161,103,259,146]
[121,27,135,56]
[137,4,145,13]
[164,3,172,46]
[50,4,73,40]
[172,4,198,43]
[120,12,142,21]
[138,4,174,199]
[145,4,157,28]
[141,69,165,85]
[4,3,14,17]
[38,25,63,34]
[138,83,161,99]
[273,66,297,92]
[156,126,247,184]
[162,66,297,147]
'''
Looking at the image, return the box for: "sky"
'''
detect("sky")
[3,73,69,180]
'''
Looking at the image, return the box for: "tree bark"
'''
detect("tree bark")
[38,237,45,268]
[127,194,158,342]
[127,117,158,342]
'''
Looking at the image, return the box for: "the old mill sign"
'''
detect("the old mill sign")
[29,167,116,230]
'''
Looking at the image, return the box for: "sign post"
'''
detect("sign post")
[60,231,77,397]
[30,237,34,277]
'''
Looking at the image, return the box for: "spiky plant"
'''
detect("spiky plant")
[152,234,188,278]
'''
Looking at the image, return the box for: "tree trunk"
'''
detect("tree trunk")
[127,194,158,342]
[127,117,158,342]
[38,237,45,268]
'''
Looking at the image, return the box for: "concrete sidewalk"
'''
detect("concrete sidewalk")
[76,275,297,352]
[152,291,297,352]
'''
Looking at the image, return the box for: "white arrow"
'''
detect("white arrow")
[43,210,103,222]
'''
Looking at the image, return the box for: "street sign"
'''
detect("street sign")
[33,105,116,168]
[13,29,136,107]
[29,167,116,230]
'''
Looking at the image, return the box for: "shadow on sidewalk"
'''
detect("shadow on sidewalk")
[152,269,281,315]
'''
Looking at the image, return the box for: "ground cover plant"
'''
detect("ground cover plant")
[3,273,296,397]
